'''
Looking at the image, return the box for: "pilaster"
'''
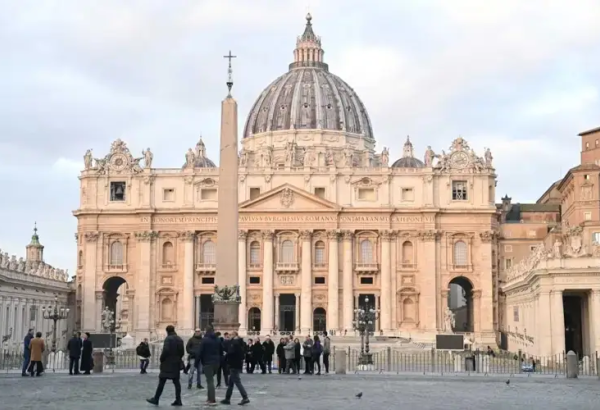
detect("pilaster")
[180,231,195,335]
[261,231,274,334]
[380,230,392,333]
[327,230,340,332]
[420,230,438,331]
[82,232,99,333]
[300,230,312,334]
[238,230,248,334]
[342,230,354,332]
[551,289,565,355]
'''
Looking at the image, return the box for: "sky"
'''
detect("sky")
[0,0,599,273]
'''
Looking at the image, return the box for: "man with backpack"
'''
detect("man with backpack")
[136,338,151,374]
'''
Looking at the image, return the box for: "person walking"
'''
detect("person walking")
[322,331,331,374]
[146,325,185,407]
[80,332,94,375]
[67,332,82,375]
[217,332,231,388]
[186,329,204,389]
[197,325,221,406]
[262,336,275,374]
[21,329,34,377]
[284,337,297,374]
[220,331,250,406]
[136,338,151,374]
[27,332,45,377]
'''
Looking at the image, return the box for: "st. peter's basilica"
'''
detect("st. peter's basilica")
[73,14,600,357]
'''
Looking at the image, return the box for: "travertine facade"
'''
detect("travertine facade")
[0,226,72,351]
[74,15,498,344]
[500,126,600,358]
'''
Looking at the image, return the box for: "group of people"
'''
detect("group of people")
[21,329,93,377]
[145,325,250,407]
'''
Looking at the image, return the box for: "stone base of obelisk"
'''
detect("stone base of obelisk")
[212,301,241,333]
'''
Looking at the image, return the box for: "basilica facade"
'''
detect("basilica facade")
[74,15,498,344]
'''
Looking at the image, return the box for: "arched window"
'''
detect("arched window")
[360,239,373,263]
[281,240,294,263]
[402,241,414,266]
[314,241,326,265]
[202,240,216,264]
[453,240,468,267]
[162,242,174,267]
[110,241,123,266]
[78,250,83,267]
[249,241,261,265]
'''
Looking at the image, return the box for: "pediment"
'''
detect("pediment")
[239,184,340,211]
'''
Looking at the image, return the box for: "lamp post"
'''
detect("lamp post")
[353,296,379,366]
[101,306,121,373]
[41,296,70,353]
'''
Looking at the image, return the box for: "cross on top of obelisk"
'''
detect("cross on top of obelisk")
[223,50,237,96]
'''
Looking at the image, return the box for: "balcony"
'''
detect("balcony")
[313,262,327,270]
[275,262,299,273]
[248,263,262,270]
[196,263,216,275]
[354,263,379,274]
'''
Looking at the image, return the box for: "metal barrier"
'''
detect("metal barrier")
[2,347,598,377]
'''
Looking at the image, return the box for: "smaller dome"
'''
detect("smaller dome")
[182,137,216,168]
[392,136,424,168]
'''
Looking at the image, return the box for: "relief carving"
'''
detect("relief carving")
[280,275,294,286]
[419,230,439,242]
[299,230,312,241]
[479,231,494,243]
[135,231,159,242]
[326,230,340,241]
[380,230,392,241]
[280,188,294,208]
[341,230,354,241]
[180,231,196,242]
[563,226,587,257]
[84,232,100,242]
[238,230,248,240]
[262,230,274,241]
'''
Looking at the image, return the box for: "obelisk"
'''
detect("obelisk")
[213,50,241,333]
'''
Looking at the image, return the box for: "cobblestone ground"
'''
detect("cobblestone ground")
[1,371,599,410]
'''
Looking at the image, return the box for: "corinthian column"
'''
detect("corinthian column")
[342,231,354,332]
[261,231,274,334]
[300,231,313,334]
[181,231,195,335]
[327,230,340,332]
[380,230,392,333]
[134,231,155,338]
[238,231,248,335]
[82,232,99,333]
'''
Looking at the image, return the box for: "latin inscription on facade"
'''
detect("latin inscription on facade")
[140,215,434,224]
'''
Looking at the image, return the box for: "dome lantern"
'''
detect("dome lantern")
[392,136,424,168]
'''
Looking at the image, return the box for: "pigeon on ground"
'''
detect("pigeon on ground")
[356,392,363,399]
[506,380,510,385]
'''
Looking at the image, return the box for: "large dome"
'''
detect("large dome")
[243,14,374,141]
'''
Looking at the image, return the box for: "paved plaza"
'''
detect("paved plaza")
[0,372,598,409]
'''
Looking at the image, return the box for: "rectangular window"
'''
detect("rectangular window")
[163,188,175,202]
[593,232,600,244]
[584,211,592,221]
[314,187,326,199]
[357,188,375,201]
[201,188,217,200]
[201,277,215,284]
[451,181,468,200]
[401,188,414,202]
[110,181,126,201]
[505,258,512,269]
[249,276,261,284]
[314,277,326,284]
[360,277,374,285]
[29,306,37,322]
[513,306,519,322]
[249,188,261,200]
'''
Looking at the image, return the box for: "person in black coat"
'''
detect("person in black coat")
[245,339,254,374]
[136,338,152,374]
[80,332,93,375]
[66,332,82,375]
[217,332,231,388]
[276,338,286,374]
[262,336,275,374]
[220,331,250,406]
[250,337,266,374]
[146,325,185,407]
[196,326,221,405]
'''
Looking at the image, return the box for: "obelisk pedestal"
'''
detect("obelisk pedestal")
[213,55,241,333]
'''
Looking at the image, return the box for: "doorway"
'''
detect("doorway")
[279,294,296,332]
[448,276,474,332]
[199,294,214,330]
[563,294,584,357]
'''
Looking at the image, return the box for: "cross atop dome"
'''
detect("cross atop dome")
[291,13,328,71]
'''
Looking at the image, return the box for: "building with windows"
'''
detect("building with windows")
[75,14,500,345]
[0,226,72,351]
[499,126,600,358]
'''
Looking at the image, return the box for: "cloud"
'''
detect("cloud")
[0,0,599,270]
